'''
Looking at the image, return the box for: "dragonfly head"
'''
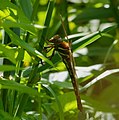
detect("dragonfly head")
[49,35,62,43]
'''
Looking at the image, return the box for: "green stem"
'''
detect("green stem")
[15,62,40,117]
[14,0,55,118]
[14,0,41,117]
[38,0,55,51]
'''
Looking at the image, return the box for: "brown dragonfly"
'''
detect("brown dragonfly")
[45,34,83,112]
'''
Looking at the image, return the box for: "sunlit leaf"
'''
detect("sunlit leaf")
[0,65,22,71]
[5,28,53,66]
[51,92,77,112]
[0,78,40,97]
[0,44,16,64]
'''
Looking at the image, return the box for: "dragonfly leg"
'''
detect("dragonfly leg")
[43,44,56,60]
[49,49,55,60]
[43,45,54,53]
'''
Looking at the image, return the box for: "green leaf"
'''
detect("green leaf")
[82,68,119,91]
[44,85,64,120]
[2,20,37,35]
[0,110,20,120]
[53,81,72,89]
[98,83,119,106]
[0,0,17,10]
[82,95,119,113]
[52,92,77,112]
[0,0,31,24]
[72,25,116,51]
[5,28,53,66]
[0,78,40,97]
[38,0,55,50]
[0,44,16,64]
[0,65,22,71]
[101,25,117,33]
[19,0,33,20]
[73,7,114,23]
[72,31,102,50]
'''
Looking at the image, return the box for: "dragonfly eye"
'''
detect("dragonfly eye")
[49,35,62,43]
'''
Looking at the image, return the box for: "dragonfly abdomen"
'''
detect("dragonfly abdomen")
[48,35,83,112]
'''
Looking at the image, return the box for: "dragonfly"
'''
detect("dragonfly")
[45,34,83,112]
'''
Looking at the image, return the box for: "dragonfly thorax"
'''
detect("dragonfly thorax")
[49,35,70,50]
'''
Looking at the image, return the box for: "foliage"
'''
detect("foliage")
[0,0,119,119]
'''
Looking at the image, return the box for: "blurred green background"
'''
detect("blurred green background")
[0,0,119,119]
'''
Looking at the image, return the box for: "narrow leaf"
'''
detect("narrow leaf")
[0,44,16,64]
[0,65,22,71]
[82,68,119,91]
[5,28,53,66]
[0,78,40,97]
